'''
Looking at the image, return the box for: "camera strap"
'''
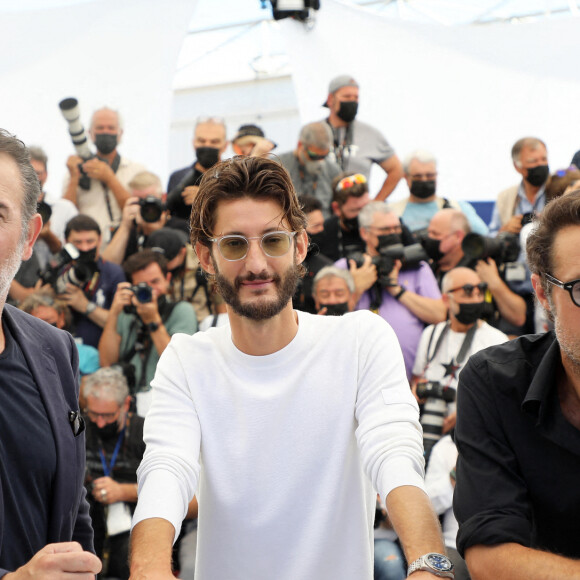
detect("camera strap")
[426,321,478,366]
[99,153,121,223]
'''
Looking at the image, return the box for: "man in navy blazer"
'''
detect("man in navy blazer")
[0,130,101,578]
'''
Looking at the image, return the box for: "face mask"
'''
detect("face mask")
[422,237,444,263]
[525,164,550,187]
[76,248,97,263]
[336,101,358,123]
[320,302,349,316]
[196,147,220,169]
[454,301,483,325]
[95,133,118,155]
[410,180,436,199]
[377,233,402,250]
[341,215,359,232]
[304,160,324,176]
[94,420,119,440]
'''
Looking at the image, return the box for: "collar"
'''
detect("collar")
[522,331,561,423]
[517,180,546,203]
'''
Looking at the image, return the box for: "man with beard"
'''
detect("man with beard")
[166,116,228,221]
[98,250,197,417]
[453,190,580,579]
[322,75,403,201]
[0,130,100,577]
[63,107,146,245]
[388,149,488,235]
[130,156,451,580]
[315,172,370,262]
[277,121,341,218]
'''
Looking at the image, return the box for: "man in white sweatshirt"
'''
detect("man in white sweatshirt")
[130,156,451,580]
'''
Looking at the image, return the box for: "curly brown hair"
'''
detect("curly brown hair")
[189,156,307,247]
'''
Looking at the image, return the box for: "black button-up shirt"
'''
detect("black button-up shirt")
[453,331,580,559]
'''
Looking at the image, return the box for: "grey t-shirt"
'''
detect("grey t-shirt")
[325,118,395,178]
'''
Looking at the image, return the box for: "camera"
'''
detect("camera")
[40,243,79,290]
[37,200,52,225]
[461,232,520,266]
[131,283,153,304]
[416,381,456,466]
[138,197,165,223]
[59,97,95,190]
[521,212,534,227]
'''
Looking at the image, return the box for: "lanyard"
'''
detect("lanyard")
[99,426,126,477]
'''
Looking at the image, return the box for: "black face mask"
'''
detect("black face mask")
[422,237,444,263]
[95,133,118,155]
[410,180,436,199]
[320,302,349,316]
[196,147,220,169]
[455,302,483,325]
[76,248,98,263]
[337,101,358,123]
[525,164,550,187]
[377,233,402,250]
[93,420,119,440]
[341,215,359,232]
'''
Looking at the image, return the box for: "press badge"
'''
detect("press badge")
[107,502,132,536]
[504,262,526,283]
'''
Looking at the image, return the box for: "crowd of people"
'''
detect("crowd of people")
[2,72,580,580]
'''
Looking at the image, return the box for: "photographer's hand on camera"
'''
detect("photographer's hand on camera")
[181,184,200,206]
[411,377,427,405]
[349,254,377,302]
[500,213,524,235]
[82,157,115,186]
[92,475,138,505]
[61,282,108,328]
[385,259,404,297]
[66,154,83,180]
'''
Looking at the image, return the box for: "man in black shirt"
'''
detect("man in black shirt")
[454,190,580,579]
[0,130,100,576]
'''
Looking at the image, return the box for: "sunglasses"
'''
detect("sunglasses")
[447,283,488,297]
[305,148,328,161]
[544,273,580,307]
[336,173,367,191]
[209,231,297,261]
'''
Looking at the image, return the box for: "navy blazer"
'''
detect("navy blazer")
[0,305,93,574]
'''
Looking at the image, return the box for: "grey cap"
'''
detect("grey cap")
[144,228,188,261]
[323,75,359,107]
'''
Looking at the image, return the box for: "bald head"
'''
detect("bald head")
[441,266,481,294]
[429,209,470,238]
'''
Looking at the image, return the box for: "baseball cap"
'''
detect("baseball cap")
[323,75,359,107]
[232,124,277,151]
[144,228,188,261]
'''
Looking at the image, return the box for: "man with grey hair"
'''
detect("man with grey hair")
[337,201,446,378]
[63,107,146,244]
[277,121,341,218]
[83,367,145,580]
[488,136,549,236]
[166,116,229,221]
[0,129,100,577]
[388,149,488,235]
[312,266,355,315]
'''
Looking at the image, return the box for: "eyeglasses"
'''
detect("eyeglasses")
[336,174,367,191]
[305,148,328,161]
[84,408,120,423]
[368,225,402,235]
[544,273,580,307]
[209,231,297,261]
[447,283,488,298]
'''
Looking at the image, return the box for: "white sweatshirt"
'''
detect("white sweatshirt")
[133,310,425,580]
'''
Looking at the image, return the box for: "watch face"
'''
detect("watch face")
[426,553,453,571]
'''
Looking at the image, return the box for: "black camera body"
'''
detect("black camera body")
[138,197,165,223]
[123,283,153,316]
[40,243,97,294]
[462,232,520,266]
[416,380,456,403]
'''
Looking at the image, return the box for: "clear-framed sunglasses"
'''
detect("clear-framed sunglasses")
[209,231,297,261]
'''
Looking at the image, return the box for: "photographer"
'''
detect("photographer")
[59,215,125,348]
[62,107,146,244]
[312,266,355,316]
[339,202,445,379]
[411,267,507,444]
[425,209,527,333]
[102,171,168,265]
[98,250,197,417]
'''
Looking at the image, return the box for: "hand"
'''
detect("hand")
[135,292,162,325]
[66,155,83,179]
[60,283,89,314]
[442,411,457,434]
[121,197,141,227]
[181,185,199,206]
[475,257,501,290]
[411,381,427,405]
[386,260,403,297]
[5,542,101,579]
[317,306,328,316]
[500,214,523,235]
[81,158,115,185]
[92,476,124,505]
[349,255,377,294]
[111,282,134,315]
[250,138,276,157]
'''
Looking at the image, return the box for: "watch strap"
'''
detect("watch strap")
[407,553,454,578]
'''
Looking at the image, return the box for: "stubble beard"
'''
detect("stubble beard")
[214,261,301,322]
[551,295,580,377]
[0,233,25,302]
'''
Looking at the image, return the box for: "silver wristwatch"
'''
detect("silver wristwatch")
[85,302,97,315]
[407,553,454,578]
